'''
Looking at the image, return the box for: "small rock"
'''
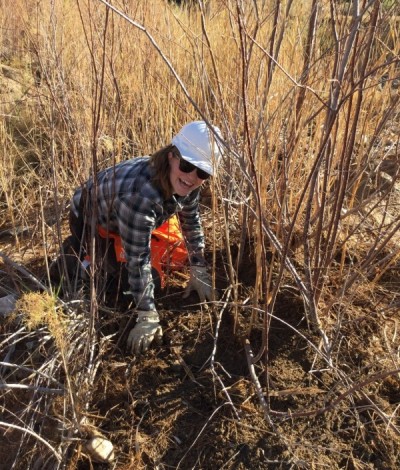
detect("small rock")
[85,436,115,463]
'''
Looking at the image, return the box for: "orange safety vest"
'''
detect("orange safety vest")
[96,214,188,288]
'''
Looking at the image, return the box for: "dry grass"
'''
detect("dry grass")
[0,0,399,468]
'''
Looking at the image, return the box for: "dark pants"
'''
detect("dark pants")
[74,188,130,290]
[51,189,129,297]
[52,189,160,299]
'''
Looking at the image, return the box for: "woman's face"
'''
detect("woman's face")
[168,152,205,197]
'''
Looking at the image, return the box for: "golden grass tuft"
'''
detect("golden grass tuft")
[17,292,67,348]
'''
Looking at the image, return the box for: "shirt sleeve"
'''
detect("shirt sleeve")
[114,193,160,311]
[177,190,206,261]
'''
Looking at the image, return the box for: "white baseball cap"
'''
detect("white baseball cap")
[171,121,223,176]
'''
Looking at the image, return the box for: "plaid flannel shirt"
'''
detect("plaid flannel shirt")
[71,156,205,310]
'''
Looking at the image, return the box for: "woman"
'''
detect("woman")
[62,120,223,354]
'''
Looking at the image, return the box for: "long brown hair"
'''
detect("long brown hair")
[149,144,177,199]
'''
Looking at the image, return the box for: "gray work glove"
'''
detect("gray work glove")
[183,265,214,302]
[126,310,163,355]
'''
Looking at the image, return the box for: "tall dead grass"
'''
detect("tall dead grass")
[0,0,399,467]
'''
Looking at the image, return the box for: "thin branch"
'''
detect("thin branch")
[0,251,48,292]
[0,421,63,462]
[210,288,241,420]
[0,383,64,394]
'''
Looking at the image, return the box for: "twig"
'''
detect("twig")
[0,421,62,462]
[96,0,227,148]
[175,403,229,470]
[0,251,48,292]
[172,347,204,388]
[359,390,400,436]
[0,361,64,386]
[0,383,64,394]
[269,368,400,426]
[244,339,273,426]
[209,288,241,420]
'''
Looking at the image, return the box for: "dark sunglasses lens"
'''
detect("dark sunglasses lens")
[178,157,210,180]
[196,168,210,180]
[178,158,196,173]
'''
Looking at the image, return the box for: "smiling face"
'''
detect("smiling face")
[168,152,205,197]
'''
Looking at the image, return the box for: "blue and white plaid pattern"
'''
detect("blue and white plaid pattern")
[71,156,205,310]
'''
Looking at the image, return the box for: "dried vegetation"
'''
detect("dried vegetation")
[0,0,399,468]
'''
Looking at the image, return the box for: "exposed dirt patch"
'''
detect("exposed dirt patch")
[1,230,400,469]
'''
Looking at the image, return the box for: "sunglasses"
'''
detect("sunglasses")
[175,154,210,180]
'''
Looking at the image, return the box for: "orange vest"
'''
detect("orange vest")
[96,214,188,288]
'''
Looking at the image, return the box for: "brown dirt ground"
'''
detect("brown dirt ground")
[0,225,400,469]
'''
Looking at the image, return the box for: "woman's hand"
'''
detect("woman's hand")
[183,265,215,302]
[126,310,162,354]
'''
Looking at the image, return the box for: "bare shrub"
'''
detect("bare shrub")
[0,0,399,467]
